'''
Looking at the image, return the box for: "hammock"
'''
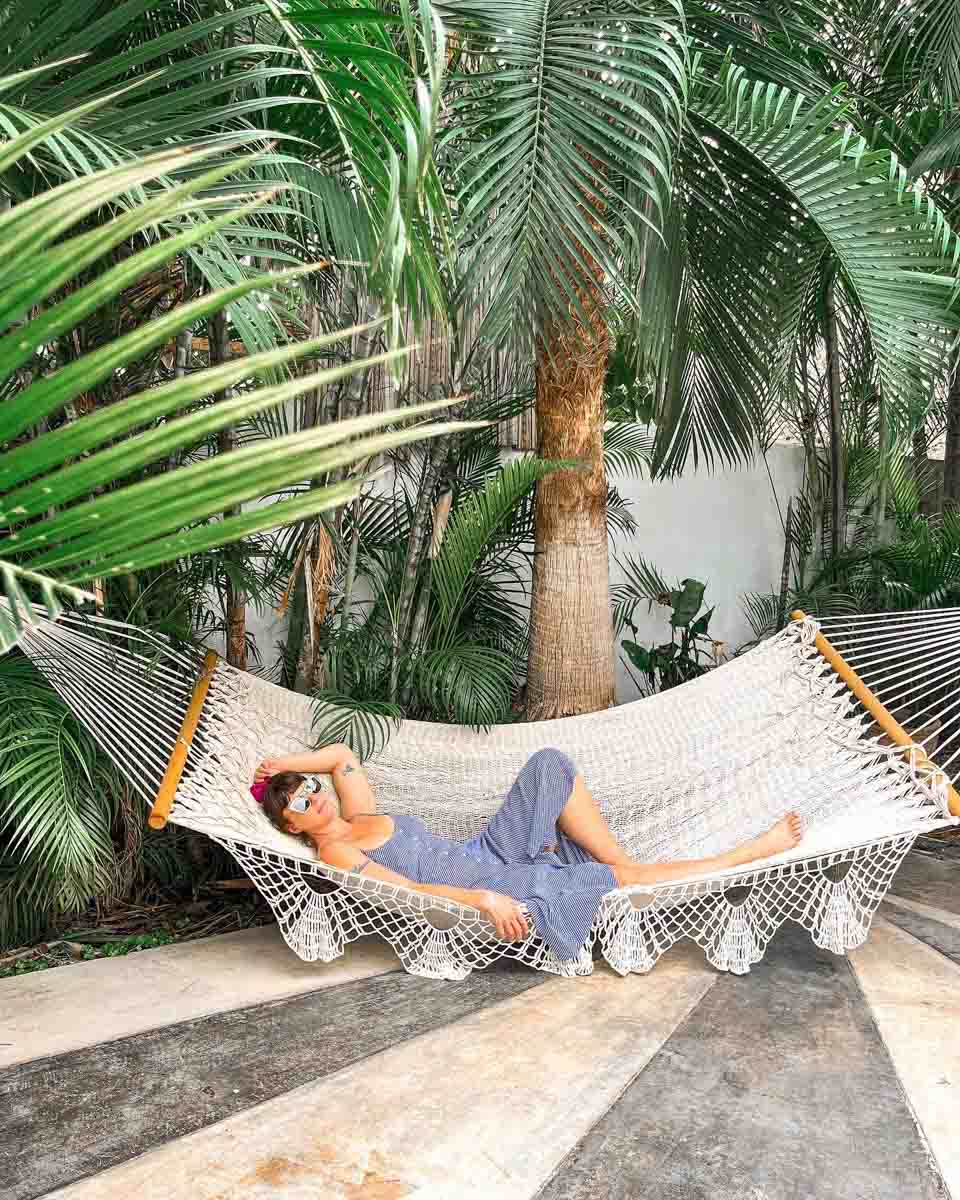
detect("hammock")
[13,607,960,979]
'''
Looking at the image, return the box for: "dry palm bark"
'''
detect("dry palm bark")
[526,294,615,720]
[297,524,335,690]
[526,138,616,721]
[942,353,960,510]
[824,278,844,559]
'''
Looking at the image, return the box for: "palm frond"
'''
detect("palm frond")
[646,63,960,475]
[432,455,560,639]
[0,133,472,650]
[603,421,653,479]
[415,643,518,728]
[276,0,453,324]
[611,553,671,634]
[741,589,784,640]
[440,0,688,346]
[881,0,960,108]
[604,484,637,540]
[0,1,451,354]
[0,654,119,944]
[911,116,960,178]
[311,694,402,761]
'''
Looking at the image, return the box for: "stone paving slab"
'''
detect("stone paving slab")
[851,916,960,1200]
[0,927,398,1069]
[536,924,946,1200]
[881,896,960,968]
[2,964,544,1200]
[889,850,960,918]
[41,947,717,1200]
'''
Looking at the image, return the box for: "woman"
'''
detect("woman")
[252,745,803,962]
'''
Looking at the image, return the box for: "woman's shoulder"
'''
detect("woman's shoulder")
[316,839,366,869]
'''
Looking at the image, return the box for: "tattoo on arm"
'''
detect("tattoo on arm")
[340,763,360,776]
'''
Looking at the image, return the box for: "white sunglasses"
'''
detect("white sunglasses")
[287,775,322,813]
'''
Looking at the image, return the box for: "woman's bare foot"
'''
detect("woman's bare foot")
[748,812,803,861]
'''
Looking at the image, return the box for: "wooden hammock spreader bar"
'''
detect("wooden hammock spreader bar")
[148,649,219,830]
[792,610,960,817]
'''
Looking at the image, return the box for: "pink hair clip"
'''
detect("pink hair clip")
[250,777,271,804]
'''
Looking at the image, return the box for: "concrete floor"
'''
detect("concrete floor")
[1,844,957,1200]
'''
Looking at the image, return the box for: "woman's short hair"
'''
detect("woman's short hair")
[260,771,312,847]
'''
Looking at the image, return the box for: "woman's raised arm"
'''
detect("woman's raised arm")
[255,744,376,818]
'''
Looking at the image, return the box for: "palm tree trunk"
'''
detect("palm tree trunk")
[298,525,334,691]
[777,497,793,630]
[942,353,960,511]
[914,423,935,517]
[875,386,889,544]
[798,363,821,582]
[166,328,194,471]
[526,312,615,720]
[209,309,247,670]
[824,279,844,560]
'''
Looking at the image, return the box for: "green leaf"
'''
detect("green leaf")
[636,61,960,476]
[688,606,714,639]
[670,579,706,627]
[432,456,563,639]
[0,567,94,657]
[310,694,402,761]
[621,640,652,674]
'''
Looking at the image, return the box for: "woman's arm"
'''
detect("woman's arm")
[320,842,529,942]
[255,744,376,818]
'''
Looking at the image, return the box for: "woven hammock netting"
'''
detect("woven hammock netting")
[14,608,960,979]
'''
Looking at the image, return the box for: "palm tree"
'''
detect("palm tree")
[0,135,464,653]
[429,1,960,719]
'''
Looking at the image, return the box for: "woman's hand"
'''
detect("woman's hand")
[253,759,285,783]
[475,890,529,942]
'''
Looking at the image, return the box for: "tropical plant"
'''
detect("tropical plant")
[0,647,244,948]
[273,405,650,745]
[304,452,560,745]
[0,140,460,650]
[612,556,719,696]
[0,0,452,330]
[0,652,121,946]
[0,2,467,654]
[0,0,459,943]
[277,2,960,723]
[743,511,960,642]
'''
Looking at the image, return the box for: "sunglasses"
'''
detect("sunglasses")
[287,775,322,814]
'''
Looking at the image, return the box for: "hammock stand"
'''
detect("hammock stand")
[15,607,960,979]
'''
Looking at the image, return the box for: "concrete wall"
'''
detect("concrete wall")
[606,443,804,701]
[236,441,806,702]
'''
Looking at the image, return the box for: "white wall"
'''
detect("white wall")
[234,442,806,699]
[606,443,804,701]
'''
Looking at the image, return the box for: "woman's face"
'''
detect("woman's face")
[283,784,337,837]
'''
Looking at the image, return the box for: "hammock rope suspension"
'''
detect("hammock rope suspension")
[12,606,960,980]
[791,610,960,816]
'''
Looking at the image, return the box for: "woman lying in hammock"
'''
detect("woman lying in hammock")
[252,746,803,962]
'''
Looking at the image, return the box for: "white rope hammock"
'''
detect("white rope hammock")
[13,608,960,979]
